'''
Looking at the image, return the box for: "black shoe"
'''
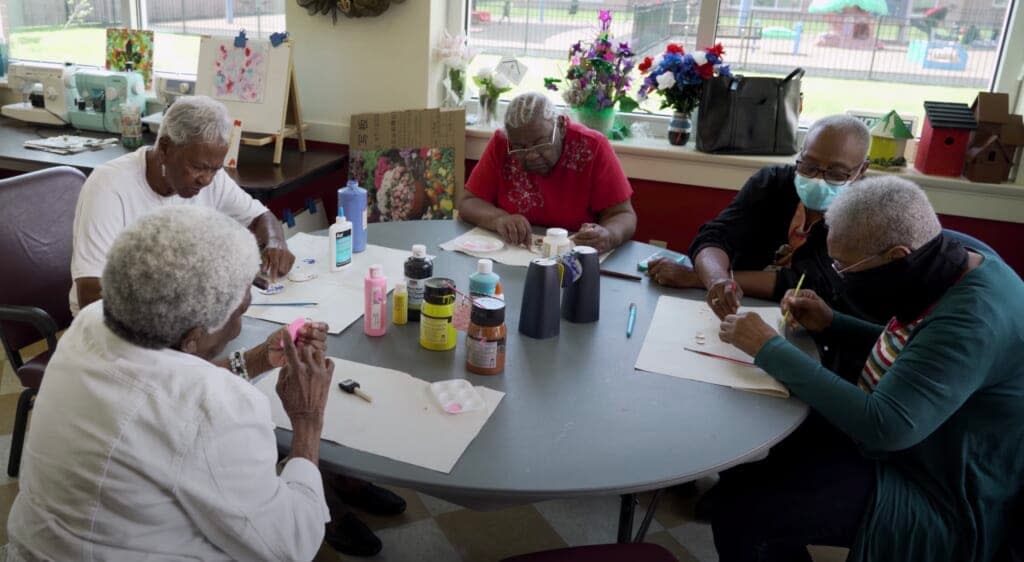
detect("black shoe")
[324,512,383,557]
[331,480,408,516]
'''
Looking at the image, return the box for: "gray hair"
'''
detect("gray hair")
[102,206,259,349]
[826,176,941,255]
[805,115,871,160]
[157,95,232,149]
[504,92,560,129]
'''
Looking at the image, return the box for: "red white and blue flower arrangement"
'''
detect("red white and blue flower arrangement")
[637,43,731,116]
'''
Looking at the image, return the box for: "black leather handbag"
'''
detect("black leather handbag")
[696,68,804,155]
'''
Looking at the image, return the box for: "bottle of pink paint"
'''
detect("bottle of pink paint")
[364,264,388,336]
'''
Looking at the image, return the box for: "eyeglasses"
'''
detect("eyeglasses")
[795,158,859,186]
[507,124,559,157]
[831,249,891,277]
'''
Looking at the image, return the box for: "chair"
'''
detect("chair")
[502,543,678,562]
[0,166,85,477]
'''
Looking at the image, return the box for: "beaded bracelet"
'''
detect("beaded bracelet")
[229,350,250,381]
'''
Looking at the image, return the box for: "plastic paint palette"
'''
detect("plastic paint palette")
[458,236,504,253]
[430,379,486,415]
[258,283,285,295]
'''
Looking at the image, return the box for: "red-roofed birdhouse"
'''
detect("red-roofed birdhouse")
[915,102,977,177]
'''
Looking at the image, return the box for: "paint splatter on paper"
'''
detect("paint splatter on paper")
[212,41,268,103]
[106,28,154,89]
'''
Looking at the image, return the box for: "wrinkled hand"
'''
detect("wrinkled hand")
[719,312,777,357]
[781,289,834,333]
[707,278,743,319]
[494,214,532,246]
[572,223,614,253]
[276,335,333,423]
[262,244,295,282]
[266,321,329,368]
[647,258,701,288]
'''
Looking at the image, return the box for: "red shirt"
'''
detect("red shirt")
[465,121,634,232]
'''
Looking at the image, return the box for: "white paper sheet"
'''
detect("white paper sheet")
[635,296,790,398]
[244,233,410,334]
[440,227,543,266]
[253,358,505,473]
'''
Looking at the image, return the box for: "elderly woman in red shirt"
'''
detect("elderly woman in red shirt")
[458,92,637,253]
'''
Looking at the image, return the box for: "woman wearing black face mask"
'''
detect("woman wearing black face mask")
[712,176,1024,562]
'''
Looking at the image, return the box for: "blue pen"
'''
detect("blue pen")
[626,303,637,338]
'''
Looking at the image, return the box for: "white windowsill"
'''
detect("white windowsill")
[465,113,1024,225]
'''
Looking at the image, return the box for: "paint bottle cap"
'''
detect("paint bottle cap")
[412,244,427,257]
[477,259,493,275]
[368,264,383,278]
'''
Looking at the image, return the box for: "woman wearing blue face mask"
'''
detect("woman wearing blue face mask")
[648,114,872,381]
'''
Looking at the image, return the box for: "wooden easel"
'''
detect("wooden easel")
[196,37,307,166]
[239,41,306,165]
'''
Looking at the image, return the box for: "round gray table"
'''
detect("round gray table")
[230,220,809,542]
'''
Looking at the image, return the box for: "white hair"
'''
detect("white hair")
[157,95,232,149]
[805,114,871,161]
[504,92,560,129]
[826,176,941,255]
[102,206,259,349]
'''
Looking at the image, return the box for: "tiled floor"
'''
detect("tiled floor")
[0,349,848,561]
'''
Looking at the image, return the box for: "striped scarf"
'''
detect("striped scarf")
[859,310,931,392]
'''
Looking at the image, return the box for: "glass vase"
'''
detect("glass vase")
[667,111,692,146]
[443,67,467,108]
[572,105,616,136]
[477,94,498,128]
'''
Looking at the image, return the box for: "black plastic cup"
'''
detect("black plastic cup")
[561,245,600,323]
[518,257,562,339]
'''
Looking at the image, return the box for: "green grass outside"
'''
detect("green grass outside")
[9,25,200,75]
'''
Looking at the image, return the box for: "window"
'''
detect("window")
[2,0,128,67]
[0,0,285,76]
[461,0,1019,122]
[143,0,286,75]
[716,0,1016,124]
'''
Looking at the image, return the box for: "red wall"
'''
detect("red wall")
[465,159,1024,274]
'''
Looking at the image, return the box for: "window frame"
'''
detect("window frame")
[452,0,1024,117]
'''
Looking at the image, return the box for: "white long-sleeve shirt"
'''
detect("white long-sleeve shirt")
[6,302,330,561]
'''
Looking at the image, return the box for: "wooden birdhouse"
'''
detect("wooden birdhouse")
[915,102,977,177]
[1001,114,1024,181]
[963,136,1013,183]
[970,92,1010,144]
[868,110,914,168]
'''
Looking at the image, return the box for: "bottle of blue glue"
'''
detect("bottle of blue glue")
[469,259,501,298]
[339,179,368,253]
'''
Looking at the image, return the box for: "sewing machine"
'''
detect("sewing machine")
[68,69,147,133]
[1,62,77,126]
[141,74,196,129]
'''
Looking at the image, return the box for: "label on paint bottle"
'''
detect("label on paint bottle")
[334,229,352,268]
[407,278,425,311]
[370,286,384,330]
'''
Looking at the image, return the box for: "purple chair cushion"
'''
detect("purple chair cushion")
[15,350,52,390]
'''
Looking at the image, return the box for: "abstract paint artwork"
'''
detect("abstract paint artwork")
[212,41,268,104]
[106,28,154,89]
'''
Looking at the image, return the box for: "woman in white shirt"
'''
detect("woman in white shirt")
[7,206,334,561]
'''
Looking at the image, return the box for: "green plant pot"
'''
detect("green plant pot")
[572,105,616,135]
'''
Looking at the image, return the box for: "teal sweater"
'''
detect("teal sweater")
[756,254,1024,562]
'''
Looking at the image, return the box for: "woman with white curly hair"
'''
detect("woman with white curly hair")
[6,206,334,561]
[714,177,1024,562]
[69,95,295,315]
